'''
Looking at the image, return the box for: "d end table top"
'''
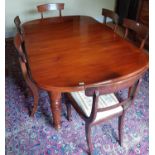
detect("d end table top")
[22,16,148,92]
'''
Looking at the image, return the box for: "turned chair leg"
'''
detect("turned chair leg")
[118,113,125,146]
[25,78,39,117]
[85,123,93,154]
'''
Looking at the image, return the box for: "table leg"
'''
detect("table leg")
[49,91,61,130]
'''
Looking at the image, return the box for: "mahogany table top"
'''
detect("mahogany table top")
[22,16,148,92]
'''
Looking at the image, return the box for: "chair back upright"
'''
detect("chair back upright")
[102,8,119,32]
[14,16,22,35]
[14,33,28,80]
[123,18,149,49]
[37,3,64,19]
[14,33,39,117]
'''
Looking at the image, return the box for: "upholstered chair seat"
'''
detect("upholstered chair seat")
[71,91,123,122]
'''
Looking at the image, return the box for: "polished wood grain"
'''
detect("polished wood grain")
[37,3,64,19]
[22,16,148,129]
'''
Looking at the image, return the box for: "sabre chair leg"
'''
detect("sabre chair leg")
[65,95,72,121]
[118,113,125,146]
[85,123,93,154]
[26,78,39,117]
[66,102,72,121]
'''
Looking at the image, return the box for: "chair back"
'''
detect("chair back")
[84,75,142,121]
[37,3,64,19]
[123,18,149,49]
[102,8,119,32]
[14,33,28,80]
[14,16,22,35]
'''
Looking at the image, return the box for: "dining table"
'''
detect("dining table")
[22,15,149,130]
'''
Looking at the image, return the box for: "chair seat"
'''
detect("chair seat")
[70,91,123,122]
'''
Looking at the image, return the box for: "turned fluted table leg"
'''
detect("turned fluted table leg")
[49,91,62,130]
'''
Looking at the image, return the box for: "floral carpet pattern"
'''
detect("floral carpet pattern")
[5,40,149,155]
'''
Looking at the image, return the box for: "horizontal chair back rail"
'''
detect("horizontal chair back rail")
[123,18,149,49]
[85,73,143,96]
[102,8,119,24]
[123,18,148,39]
[37,3,64,18]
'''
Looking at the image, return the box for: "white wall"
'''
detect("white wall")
[5,0,116,38]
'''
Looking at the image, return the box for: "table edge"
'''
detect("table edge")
[33,65,148,92]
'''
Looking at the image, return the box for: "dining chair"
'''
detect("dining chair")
[14,16,23,35]
[37,3,64,19]
[123,18,149,49]
[65,77,142,154]
[102,8,119,32]
[14,33,39,117]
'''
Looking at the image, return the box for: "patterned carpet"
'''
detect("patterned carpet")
[5,39,149,155]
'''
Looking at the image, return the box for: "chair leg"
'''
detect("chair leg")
[85,123,93,154]
[118,113,125,146]
[30,88,39,117]
[64,95,72,121]
[66,102,72,121]
[25,78,39,117]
